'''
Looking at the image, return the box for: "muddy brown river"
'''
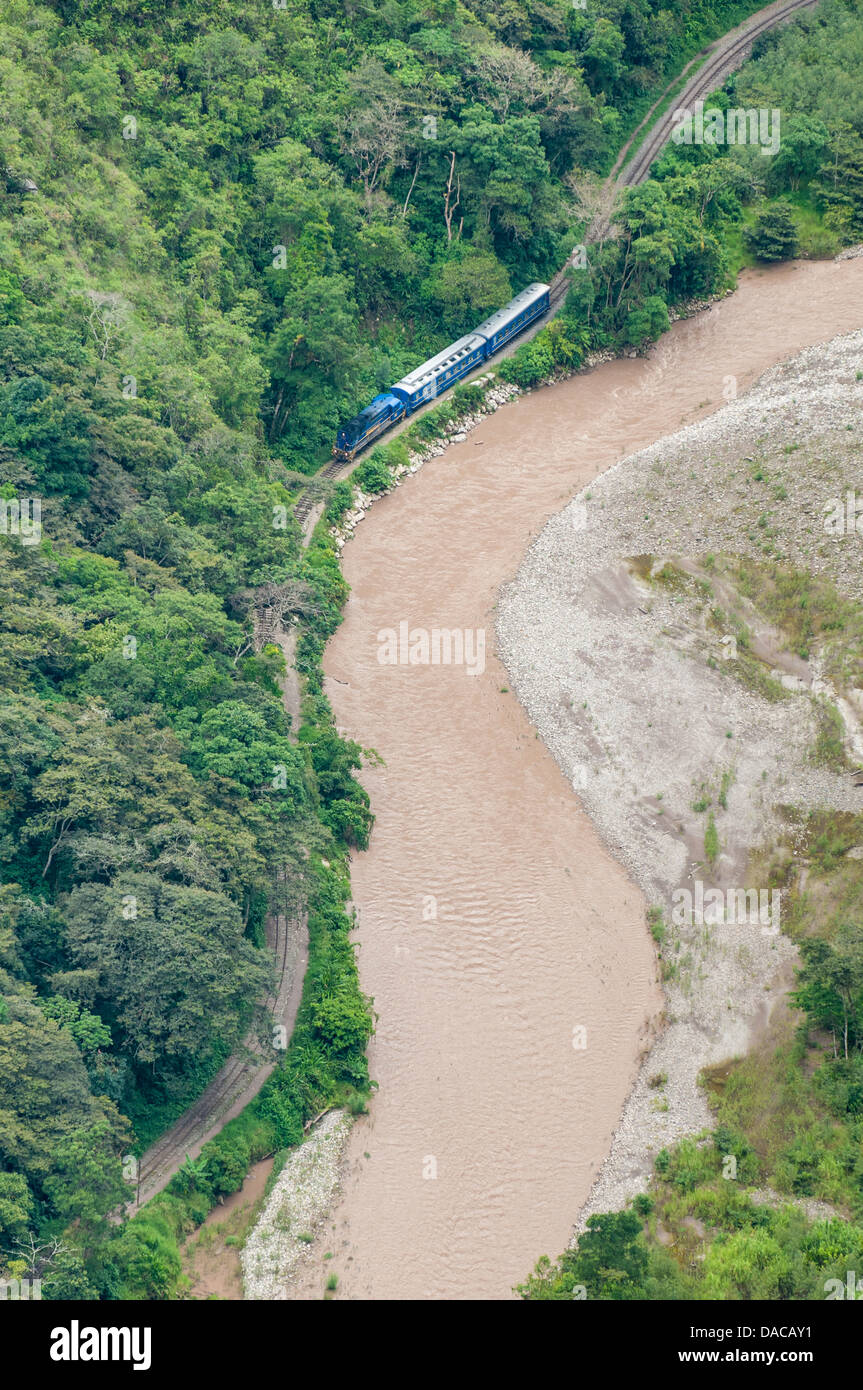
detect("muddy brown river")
[290,256,863,1300]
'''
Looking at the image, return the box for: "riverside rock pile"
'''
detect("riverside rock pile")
[497,326,863,1234]
[242,1109,351,1300]
[329,378,523,549]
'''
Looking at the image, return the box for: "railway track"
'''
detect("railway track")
[293,0,820,525]
[293,457,344,525]
[131,0,822,1216]
[130,902,307,1213]
[617,0,820,190]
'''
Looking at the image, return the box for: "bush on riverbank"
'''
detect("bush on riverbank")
[401,381,491,447]
[354,438,412,495]
[108,858,373,1299]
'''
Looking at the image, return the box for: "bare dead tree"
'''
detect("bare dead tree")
[535,68,582,119]
[340,96,408,210]
[443,151,461,243]
[251,579,319,620]
[85,290,128,360]
[230,580,321,660]
[473,46,540,120]
[564,169,617,246]
[402,156,421,219]
[10,1234,69,1282]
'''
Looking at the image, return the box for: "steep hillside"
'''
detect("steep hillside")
[2,0,863,1301]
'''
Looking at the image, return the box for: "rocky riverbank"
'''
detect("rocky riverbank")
[497,325,863,1232]
[242,1110,351,1300]
[325,290,776,553]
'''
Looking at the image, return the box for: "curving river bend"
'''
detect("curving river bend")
[289,256,863,1300]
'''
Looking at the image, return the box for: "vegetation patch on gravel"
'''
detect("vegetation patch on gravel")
[502,326,863,1298]
[242,1109,351,1301]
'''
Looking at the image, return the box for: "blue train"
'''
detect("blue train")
[333,281,550,461]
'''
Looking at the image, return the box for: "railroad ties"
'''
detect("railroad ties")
[293,456,344,526]
[252,603,281,653]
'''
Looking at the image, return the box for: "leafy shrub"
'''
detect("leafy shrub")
[354,453,393,494]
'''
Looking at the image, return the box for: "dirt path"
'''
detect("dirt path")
[183,1157,275,1300]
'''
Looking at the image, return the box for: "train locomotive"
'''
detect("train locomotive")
[333,281,550,462]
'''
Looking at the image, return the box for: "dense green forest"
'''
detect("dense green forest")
[2,0,863,1300]
[0,0,778,475]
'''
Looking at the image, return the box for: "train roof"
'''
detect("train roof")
[337,392,400,442]
[392,332,487,394]
[472,282,550,341]
[354,392,399,420]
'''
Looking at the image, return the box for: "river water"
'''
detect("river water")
[290,256,863,1300]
